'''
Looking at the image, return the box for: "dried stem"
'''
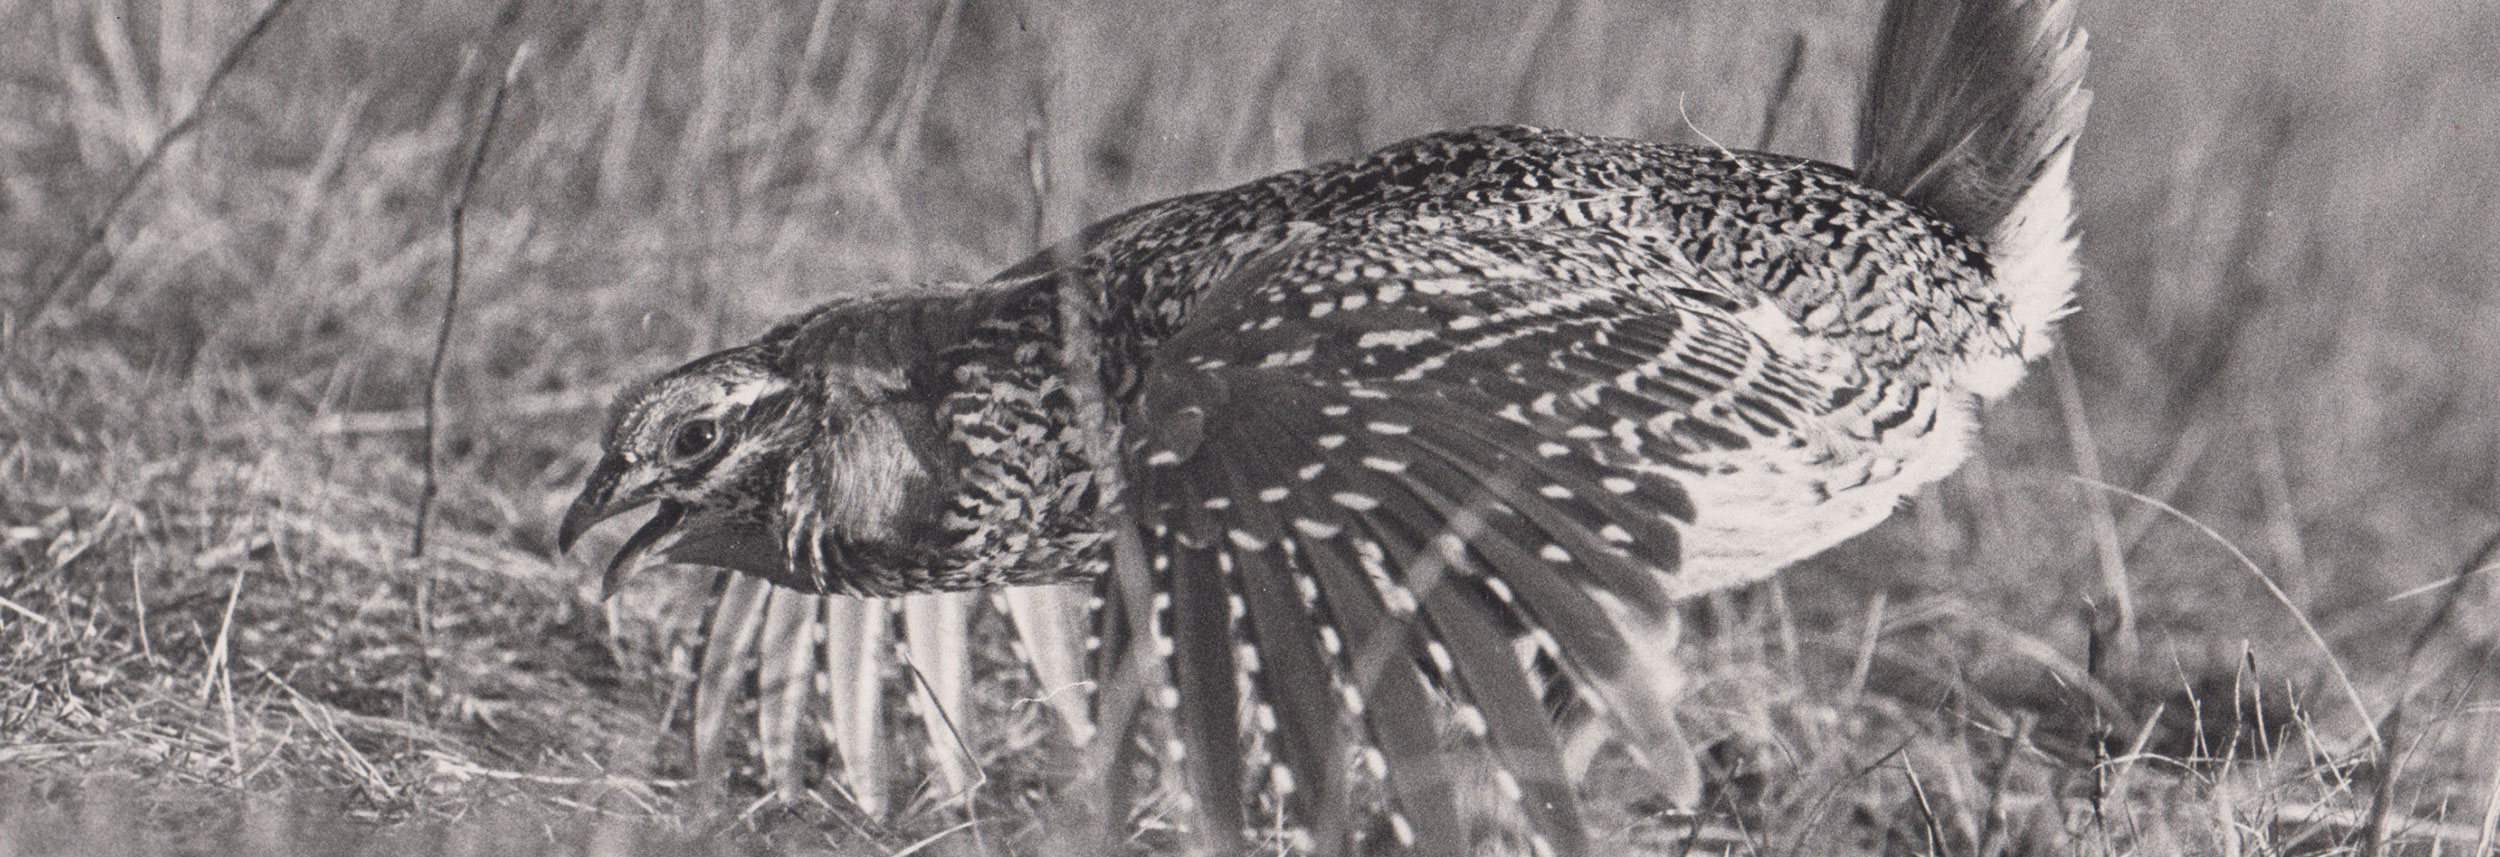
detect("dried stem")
[1753,32,1811,151]
[2072,474,2380,748]
[24,0,304,337]
[411,45,530,559]
[878,0,967,155]
[2054,353,2136,660]
[2362,524,2500,856]
[406,45,527,729]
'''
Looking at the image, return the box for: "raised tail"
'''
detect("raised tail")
[1856,0,2091,371]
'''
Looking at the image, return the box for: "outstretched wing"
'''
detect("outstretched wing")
[1114,221,1832,854]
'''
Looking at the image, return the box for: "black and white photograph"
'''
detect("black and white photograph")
[4,1,2495,854]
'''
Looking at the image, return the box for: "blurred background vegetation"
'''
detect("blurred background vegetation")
[4,0,2497,853]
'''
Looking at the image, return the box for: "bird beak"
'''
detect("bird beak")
[557,453,800,598]
[557,453,635,554]
[603,500,686,599]
[557,454,676,598]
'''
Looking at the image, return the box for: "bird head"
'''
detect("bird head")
[557,345,821,596]
[557,291,1011,598]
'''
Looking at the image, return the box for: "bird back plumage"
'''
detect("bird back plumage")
[562,1,2091,853]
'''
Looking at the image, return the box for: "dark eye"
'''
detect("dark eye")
[669,418,721,461]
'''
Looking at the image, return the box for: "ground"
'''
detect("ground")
[4,0,2498,854]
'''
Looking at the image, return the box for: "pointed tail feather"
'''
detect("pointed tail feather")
[1857,0,2090,233]
[713,587,1072,818]
[999,585,1098,744]
[900,592,978,799]
[820,596,893,814]
[755,589,822,801]
[695,574,775,808]
[1857,0,2090,376]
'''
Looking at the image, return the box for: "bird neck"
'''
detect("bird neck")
[901,281,1116,592]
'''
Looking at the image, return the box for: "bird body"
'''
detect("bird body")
[558,1,2089,853]
[567,126,2034,595]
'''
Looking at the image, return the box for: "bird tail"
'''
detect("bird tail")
[1855,0,2090,371]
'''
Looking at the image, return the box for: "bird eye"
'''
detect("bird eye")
[669,418,721,461]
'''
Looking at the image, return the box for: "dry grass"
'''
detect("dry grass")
[5,0,2498,854]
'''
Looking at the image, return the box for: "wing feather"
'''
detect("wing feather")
[1165,496,1250,838]
[998,586,1097,744]
[695,573,772,804]
[1205,469,1355,848]
[1277,510,1474,857]
[1139,381,1474,855]
[1119,224,1808,844]
[820,596,891,813]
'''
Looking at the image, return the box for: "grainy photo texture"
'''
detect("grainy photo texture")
[4,1,2496,855]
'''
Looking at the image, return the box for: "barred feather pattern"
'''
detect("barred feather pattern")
[1024,124,2075,852]
[1098,218,1825,853]
[1014,126,2017,390]
[1029,125,2027,603]
[562,0,2088,848]
[767,287,1118,597]
[576,130,2037,853]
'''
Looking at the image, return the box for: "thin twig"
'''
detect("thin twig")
[1056,249,1156,849]
[198,566,249,703]
[412,44,530,559]
[1752,33,1811,151]
[2102,701,2165,806]
[2382,561,2500,604]
[2474,743,2500,856]
[201,565,250,781]
[421,750,686,790]
[131,557,154,661]
[2357,703,2400,857]
[878,0,966,155]
[2055,354,2136,658]
[2364,525,2500,857]
[897,643,988,851]
[27,0,304,332]
[308,387,611,436]
[2405,525,2500,663]
[889,819,979,857]
[1839,589,1887,710]
[244,657,398,802]
[0,594,52,626]
[1975,713,2033,857]
[2070,475,2381,747]
[1901,757,1949,857]
[744,0,844,196]
[1025,122,1052,250]
[2086,605,2112,832]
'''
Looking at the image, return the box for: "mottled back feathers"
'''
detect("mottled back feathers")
[560,0,2090,852]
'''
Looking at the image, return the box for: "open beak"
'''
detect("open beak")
[557,454,678,598]
[557,454,794,597]
[598,501,688,598]
[557,454,631,554]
